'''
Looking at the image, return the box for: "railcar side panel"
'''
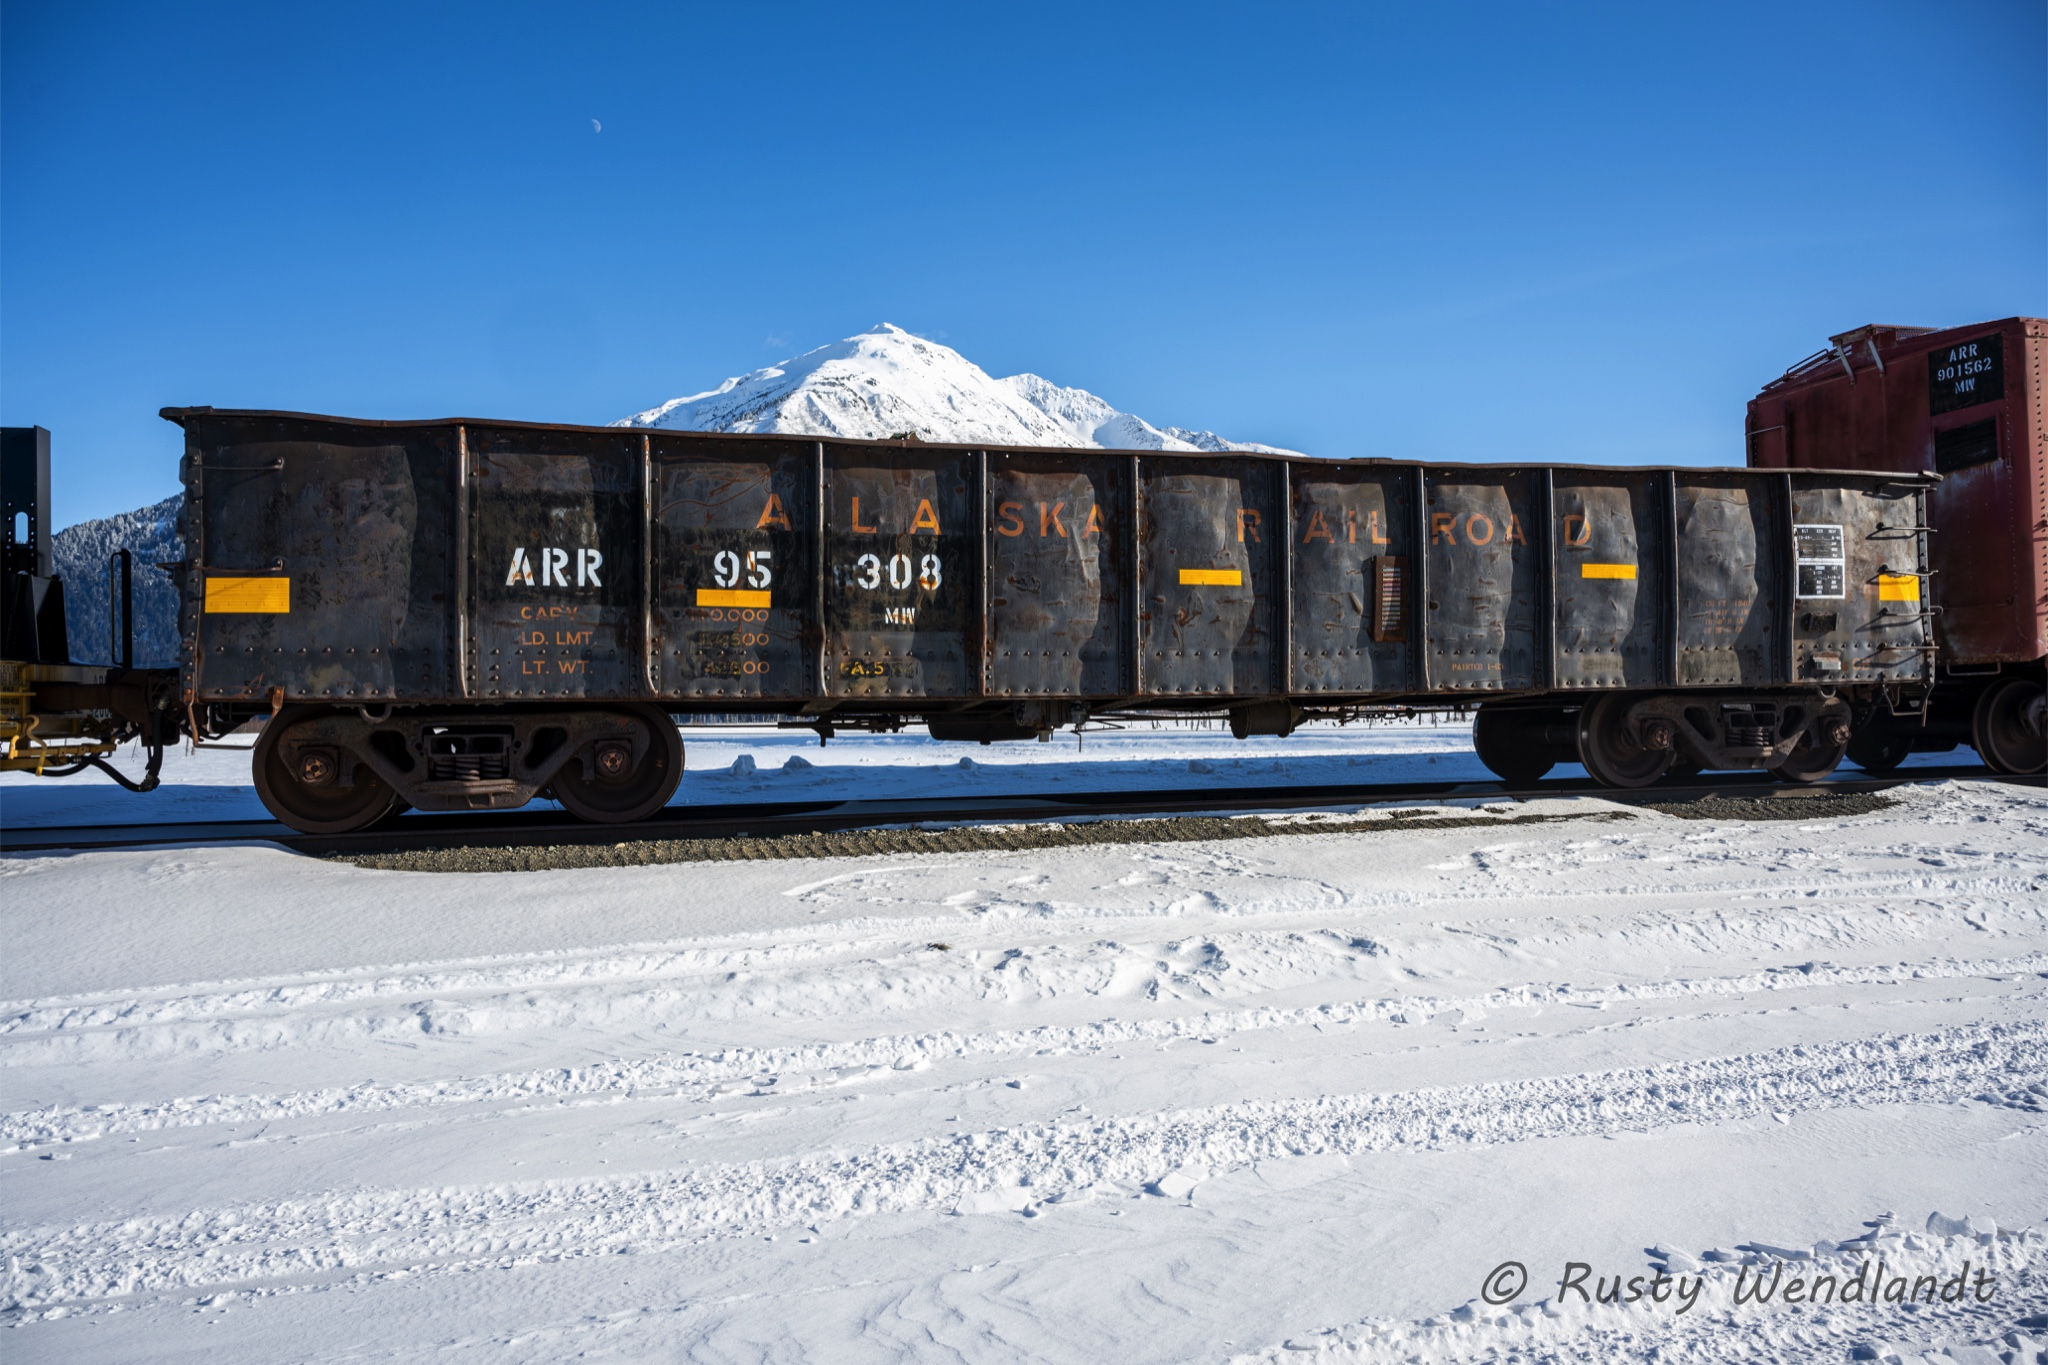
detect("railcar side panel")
[1786,478,1930,684]
[1422,470,1539,691]
[1551,473,1665,690]
[190,425,457,704]
[1674,476,1782,686]
[985,451,1127,698]
[467,428,641,701]
[1288,466,1412,693]
[823,447,975,699]
[653,437,814,700]
[1138,458,1279,697]
[1929,416,2023,659]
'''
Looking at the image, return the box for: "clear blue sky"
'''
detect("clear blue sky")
[4,1,2043,525]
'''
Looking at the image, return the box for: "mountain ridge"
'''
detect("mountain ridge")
[614,324,1294,454]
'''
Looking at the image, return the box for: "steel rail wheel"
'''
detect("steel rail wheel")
[1845,721,1913,774]
[252,705,400,834]
[551,705,685,823]
[1472,708,1555,784]
[1575,694,1674,789]
[1972,677,2047,775]
[1771,725,1848,784]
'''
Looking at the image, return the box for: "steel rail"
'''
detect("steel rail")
[1,764,2023,857]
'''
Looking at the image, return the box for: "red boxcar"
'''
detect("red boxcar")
[1747,317,2045,773]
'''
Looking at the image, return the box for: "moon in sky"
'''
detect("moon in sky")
[591,118,602,133]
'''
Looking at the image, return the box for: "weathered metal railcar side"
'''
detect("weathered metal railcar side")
[163,406,1935,825]
[1288,464,1411,694]
[653,437,816,702]
[170,410,1932,709]
[988,450,1128,698]
[178,414,463,705]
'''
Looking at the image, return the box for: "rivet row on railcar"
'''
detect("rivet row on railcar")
[134,406,1937,833]
[1748,316,2045,778]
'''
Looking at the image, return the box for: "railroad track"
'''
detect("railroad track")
[1,763,2022,856]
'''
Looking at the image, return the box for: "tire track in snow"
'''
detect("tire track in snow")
[5,953,2042,1148]
[0,933,889,1037]
[5,1021,2041,1306]
[1,878,2039,1068]
[5,789,2040,1046]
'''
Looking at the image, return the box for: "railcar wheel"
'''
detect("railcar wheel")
[1575,695,1674,789]
[1972,678,2047,775]
[1844,722,1912,774]
[253,706,400,834]
[1471,708,1555,785]
[1771,722,1848,784]
[551,705,685,823]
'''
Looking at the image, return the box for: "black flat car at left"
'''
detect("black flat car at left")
[156,407,1936,834]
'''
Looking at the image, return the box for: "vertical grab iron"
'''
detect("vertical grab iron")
[640,433,657,695]
[455,424,472,700]
[1778,470,1798,686]
[813,442,828,697]
[1128,453,1144,697]
[108,547,133,670]
[1277,461,1293,693]
[1537,469,1556,690]
[976,450,991,697]
[1661,471,1681,687]
[1411,464,1430,691]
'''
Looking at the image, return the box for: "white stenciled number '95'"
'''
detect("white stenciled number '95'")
[714,549,775,589]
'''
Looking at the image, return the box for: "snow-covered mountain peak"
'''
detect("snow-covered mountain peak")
[614,323,1294,454]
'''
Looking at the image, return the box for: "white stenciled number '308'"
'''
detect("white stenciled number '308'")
[854,553,941,591]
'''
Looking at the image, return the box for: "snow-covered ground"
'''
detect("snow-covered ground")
[1,726,2042,1363]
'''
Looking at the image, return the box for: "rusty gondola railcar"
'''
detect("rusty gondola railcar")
[159,407,1936,832]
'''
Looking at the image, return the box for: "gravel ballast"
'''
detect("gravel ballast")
[333,790,1902,873]
[337,806,1631,874]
